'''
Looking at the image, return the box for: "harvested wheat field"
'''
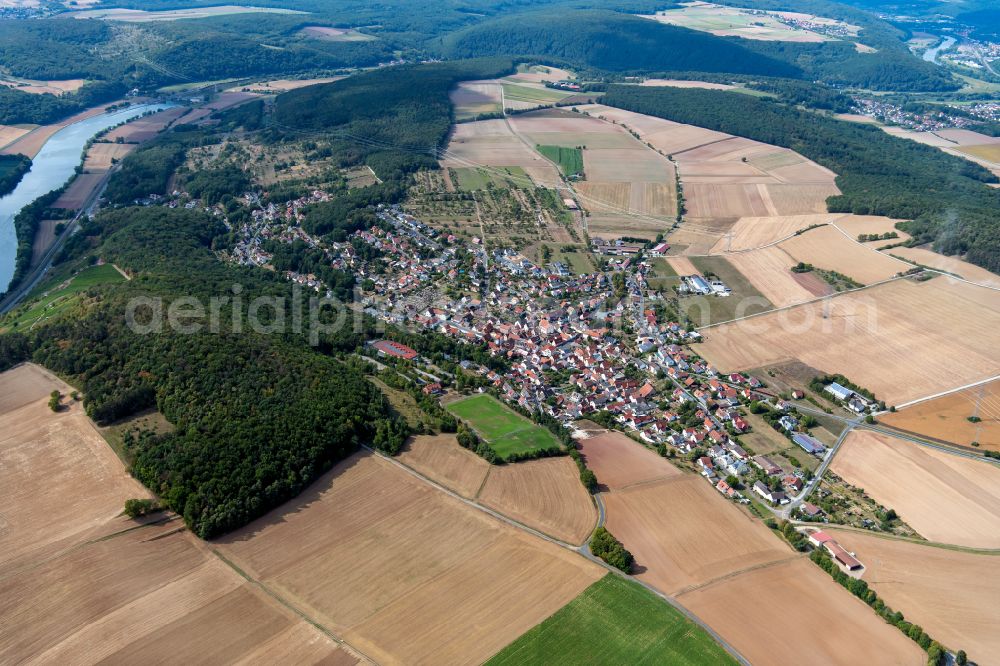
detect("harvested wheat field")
[698,278,1000,406]
[0,522,355,664]
[665,255,699,276]
[677,558,925,666]
[104,106,188,142]
[575,104,728,155]
[576,181,630,212]
[0,77,85,95]
[830,431,1000,548]
[880,379,1000,451]
[300,26,374,41]
[0,123,33,148]
[712,213,844,254]
[779,225,910,283]
[832,215,909,243]
[0,364,154,575]
[216,452,603,665]
[725,246,825,307]
[683,183,775,219]
[52,172,104,209]
[1,104,109,158]
[574,428,681,490]
[83,142,136,170]
[828,529,1000,664]
[396,434,488,497]
[442,119,561,183]
[888,246,1000,288]
[603,475,790,594]
[478,457,596,544]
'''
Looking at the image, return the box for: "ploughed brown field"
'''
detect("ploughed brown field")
[676,558,925,666]
[215,452,603,665]
[830,431,1000,548]
[477,456,597,544]
[575,428,681,490]
[830,529,1000,664]
[602,475,791,594]
[0,364,354,664]
[880,379,1000,451]
[697,277,1000,406]
[396,433,489,497]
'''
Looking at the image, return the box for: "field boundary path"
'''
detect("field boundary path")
[366,445,752,666]
[207,546,377,665]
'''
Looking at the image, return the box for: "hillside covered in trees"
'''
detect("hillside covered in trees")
[603,85,1000,272]
[440,10,800,77]
[439,6,955,91]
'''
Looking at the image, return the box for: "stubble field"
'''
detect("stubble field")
[828,529,1000,664]
[724,245,826,307]
[0,364,152,574]
[396,434,489,497]
[778,225,910,284]
[830,430,1000,548]
[602,474,791,594]
[676,558,924,666]
[0,364,355,665]
[888,246,1000,287]
[215,452,604,665]
[478,456,597,544]
[880,379,1000,450]
[697,277,1000,406]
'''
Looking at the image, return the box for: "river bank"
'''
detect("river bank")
[0,102,172,293]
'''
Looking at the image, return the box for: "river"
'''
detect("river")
[923,36,956,64]
[0,102,172,293]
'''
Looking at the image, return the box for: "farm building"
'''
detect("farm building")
[807,529,834,548]
[792,433,826,455]
[825,541,863,571]
[649,242,671,256]
[825,382,854,402]
[372,339,419,360]
[563,198,579,210]
[753,455,782,476]
[684,275,713,295]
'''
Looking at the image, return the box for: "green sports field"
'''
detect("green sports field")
[446,393,560,459]
[486,574,738,665]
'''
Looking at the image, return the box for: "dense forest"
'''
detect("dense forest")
[0,154,31,197]
[0,205,409,538]
[440,10,800,77]
[603,86,1000,272]
[439,7,955,91]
